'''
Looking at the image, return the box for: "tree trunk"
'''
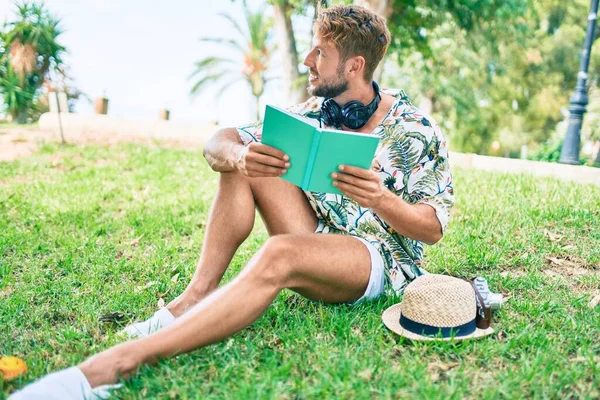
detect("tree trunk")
[418,95,433,115]
[16,110,27,125]
[273,0,305,106]
[255,95,261,120]
[354,0,392,17]
[594,141,600,165]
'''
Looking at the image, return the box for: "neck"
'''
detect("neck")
[332,80,376,105]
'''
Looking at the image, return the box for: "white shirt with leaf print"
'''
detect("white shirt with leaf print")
[236,88,454,295]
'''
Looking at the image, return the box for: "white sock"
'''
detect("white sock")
[9,366,121,400]
[120,307,176,339]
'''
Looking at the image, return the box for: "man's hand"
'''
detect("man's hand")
[331,165,386,208]
[236,142,290,178]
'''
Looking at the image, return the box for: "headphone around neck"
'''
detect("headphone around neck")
[321,81,381,130]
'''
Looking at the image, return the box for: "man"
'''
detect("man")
[11,5,453,399]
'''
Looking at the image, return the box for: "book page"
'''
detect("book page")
[261,105,316,188]
[308,130,380,194]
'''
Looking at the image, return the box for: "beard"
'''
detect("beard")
[307,64,348,98]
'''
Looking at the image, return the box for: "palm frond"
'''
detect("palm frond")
[190,2,274,106]
[214,77,244,99]
[198,37,245,53]
[190,56,236,72]
[189,71,232,95]
[218,12,247,39]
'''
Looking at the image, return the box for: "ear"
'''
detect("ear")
[346,56,366,77]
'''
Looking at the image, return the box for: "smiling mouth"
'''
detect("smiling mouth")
[309,71,319,81]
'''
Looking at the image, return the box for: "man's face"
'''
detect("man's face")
[303,34,348,98]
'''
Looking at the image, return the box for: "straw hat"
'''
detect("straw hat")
[382,274,494,341]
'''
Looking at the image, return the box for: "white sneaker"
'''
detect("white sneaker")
[9,366,121,400]
[120,307,176,339]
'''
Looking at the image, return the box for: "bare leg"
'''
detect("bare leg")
[80,233,371,387]
[167,171,317,316]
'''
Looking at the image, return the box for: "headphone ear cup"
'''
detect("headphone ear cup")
[321,99,343,128]
[342,101,369,130]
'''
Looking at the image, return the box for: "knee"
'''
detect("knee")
[252,236,297,287]
[219,170,246,183]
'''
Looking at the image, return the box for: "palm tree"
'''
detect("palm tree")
[0,1,66,123]
[189,1,274,120]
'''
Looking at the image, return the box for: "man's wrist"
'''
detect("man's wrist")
[372,188,396,213]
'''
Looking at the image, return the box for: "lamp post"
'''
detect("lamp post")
[560,0,600,165]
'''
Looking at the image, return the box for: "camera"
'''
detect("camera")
[472,277,503,310]
[470,277,503,329]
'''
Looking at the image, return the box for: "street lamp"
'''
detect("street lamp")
[560,0,600,165]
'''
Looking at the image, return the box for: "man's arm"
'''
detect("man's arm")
[202,128,246,172]
[203,128,290,177]
[372,191,442,245]
[331,165,443,245]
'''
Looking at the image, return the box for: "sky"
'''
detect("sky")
[0,0,313,127]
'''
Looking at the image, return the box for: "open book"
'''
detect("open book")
[261,105,380,194]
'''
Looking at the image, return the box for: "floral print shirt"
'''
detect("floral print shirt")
[236,88,454,294]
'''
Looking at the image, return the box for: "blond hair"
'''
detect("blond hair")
[314,4,391,81]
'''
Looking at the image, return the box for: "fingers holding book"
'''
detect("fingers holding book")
[236,142,290,178]
[331,165,385,208]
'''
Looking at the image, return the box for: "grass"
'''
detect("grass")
[1,142,599,399]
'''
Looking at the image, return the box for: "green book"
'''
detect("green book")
[261,105,380,195]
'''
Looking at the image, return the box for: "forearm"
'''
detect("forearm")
[372,190,443,245]
[202,128,244,172]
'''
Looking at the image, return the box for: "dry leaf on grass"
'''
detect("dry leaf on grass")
[545,256,591,277]
[427,361,460,383]
[501,270,526,278]
[171,273,180,283]
[588,293,600,308]
[545,267,589,278]
[546,256,575,268]
[0,286,13,298]
[135,281,157,293]
[570,356,588,363]
[544,230,563,242]
[352,326,364,338]
[94,158,111,167]
[131,186,150,200]
[428,361,460,372]
[357,368,373,380]
[157,298,165,308]
[128,234,144,247]
[544,270,561,278]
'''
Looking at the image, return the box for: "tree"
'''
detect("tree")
[379,0,600,156]
[0,1,67,123]
[189,1,274,120]
[272,0,305,105]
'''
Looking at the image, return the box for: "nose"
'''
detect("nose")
[303,49,315,68]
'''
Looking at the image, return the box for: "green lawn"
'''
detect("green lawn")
[1,142,599,399]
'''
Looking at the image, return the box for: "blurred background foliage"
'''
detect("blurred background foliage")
[1,0,600,165]
[182,0,600,164]
[0,1,84,124]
